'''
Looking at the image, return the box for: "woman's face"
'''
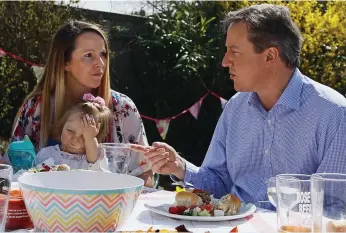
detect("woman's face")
[65,32,107,91]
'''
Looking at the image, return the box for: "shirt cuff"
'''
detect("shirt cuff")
[170,160,199,188]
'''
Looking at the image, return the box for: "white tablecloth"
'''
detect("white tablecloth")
[117,189,278,233]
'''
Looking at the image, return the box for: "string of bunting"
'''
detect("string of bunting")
[0,47,229,140]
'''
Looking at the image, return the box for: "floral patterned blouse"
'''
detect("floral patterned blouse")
[8,90,150,176]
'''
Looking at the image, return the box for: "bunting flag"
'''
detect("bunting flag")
[32,66,44,81]
[155,119,170,140]
[220,97,228,109]
[0,47,42,66]
[0,46,231,140]
[188,98,203,119]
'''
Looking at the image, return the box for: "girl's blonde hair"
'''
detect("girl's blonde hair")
[12,21,111,149]
[53,101,112,142]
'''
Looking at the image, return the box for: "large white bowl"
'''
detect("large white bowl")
[18,171,144,232]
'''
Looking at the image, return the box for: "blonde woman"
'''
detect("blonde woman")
[5,21,154,186]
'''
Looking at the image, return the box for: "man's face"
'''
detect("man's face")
[222,22,268,92]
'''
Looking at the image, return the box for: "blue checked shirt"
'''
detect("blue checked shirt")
[180,68,346,204]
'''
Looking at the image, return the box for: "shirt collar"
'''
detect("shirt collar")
[247,92,261,109]
[248,68,304,111]
[275,68,304,110]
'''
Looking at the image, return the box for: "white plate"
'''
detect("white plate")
[144,202,256,222]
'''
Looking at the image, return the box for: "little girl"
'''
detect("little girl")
[36,93,112,171]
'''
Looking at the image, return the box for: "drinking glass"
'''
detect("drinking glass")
[311,173,346,233]
[100,143,132,174]
[276,174,311,233]
[267,176,299,208]
[267,176,277,207]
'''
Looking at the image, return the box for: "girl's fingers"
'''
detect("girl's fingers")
[82,115,88,128]
[90,115,96,125]
[130,144,151,153]
[144,148,166,159]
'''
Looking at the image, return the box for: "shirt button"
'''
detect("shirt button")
[265,149,269,154]
[267,119,272,124]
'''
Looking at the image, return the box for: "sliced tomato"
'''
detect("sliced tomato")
[200,204,213,212]
[204,204,213,212]
[168,206,179,214]
[176,206,187,214]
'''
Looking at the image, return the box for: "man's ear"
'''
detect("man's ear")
[265,47,279,65]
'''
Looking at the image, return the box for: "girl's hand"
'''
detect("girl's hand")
[82,114,100,141]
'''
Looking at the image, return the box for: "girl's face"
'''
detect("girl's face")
[61,112,85,154]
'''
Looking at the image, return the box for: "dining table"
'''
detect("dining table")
[9,186,278,233]
[116,187,278,233]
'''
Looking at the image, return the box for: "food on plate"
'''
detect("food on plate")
[175,191,203,207]
[192,189,211,204]
[170,190,212,216]
[169,189,241,217]
[28,163,71,173]
[215,194,241,215]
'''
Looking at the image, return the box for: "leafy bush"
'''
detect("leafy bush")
[0,1,80,137]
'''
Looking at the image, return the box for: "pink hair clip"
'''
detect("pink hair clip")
[82,93,106,106]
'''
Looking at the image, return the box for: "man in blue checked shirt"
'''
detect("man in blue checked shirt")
[132,4,346,208]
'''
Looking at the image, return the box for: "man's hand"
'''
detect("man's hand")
[131,142,186,180]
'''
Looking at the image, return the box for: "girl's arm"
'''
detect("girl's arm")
[82,114,99,164]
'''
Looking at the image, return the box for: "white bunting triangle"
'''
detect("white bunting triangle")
[220,97,228,109]
[188,99,203,119]
[32,66,45,81]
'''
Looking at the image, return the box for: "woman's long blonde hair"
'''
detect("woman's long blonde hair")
[12,21,111,149]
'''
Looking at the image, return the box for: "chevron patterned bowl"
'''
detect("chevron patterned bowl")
[18,171,143,232]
